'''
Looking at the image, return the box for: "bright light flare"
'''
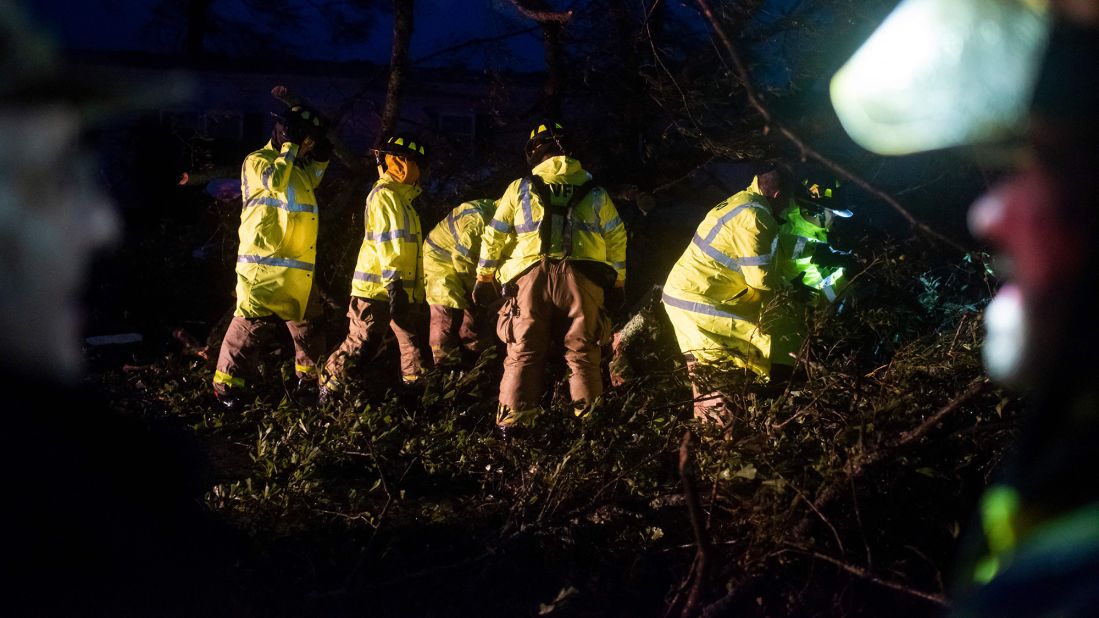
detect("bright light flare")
[831,0,1051,155]
[983,284,1027,384]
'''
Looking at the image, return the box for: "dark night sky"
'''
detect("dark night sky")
[27,0,546,69]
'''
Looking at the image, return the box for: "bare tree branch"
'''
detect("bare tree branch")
[794,377,989,538]
[413,24,540,65]
[677,431,711,618]
[806,551,949,607]
[693,0,967,253]
[510,0,573,24]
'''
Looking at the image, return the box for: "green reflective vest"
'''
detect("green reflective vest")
[774,205,847,303]
[234,140,327,321]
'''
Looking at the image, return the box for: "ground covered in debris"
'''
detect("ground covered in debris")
[89,229,1020,616]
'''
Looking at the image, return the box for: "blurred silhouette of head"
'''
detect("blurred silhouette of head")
[0,4,187,382]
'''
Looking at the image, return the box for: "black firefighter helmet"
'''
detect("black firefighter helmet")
[372,133,428,165]
[524,120,570,167]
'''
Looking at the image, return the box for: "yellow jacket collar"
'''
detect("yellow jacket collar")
[531,155,592,185]
[379,172,423,200]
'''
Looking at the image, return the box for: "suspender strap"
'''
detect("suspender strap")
[527,176,596,256]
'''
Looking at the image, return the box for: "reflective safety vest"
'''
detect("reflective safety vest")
[662,177,778,322]
[478,156,627,285]
[424,199,495,309]
[350,173,424,303]
[774,205,846,303]
[234,140,328,321]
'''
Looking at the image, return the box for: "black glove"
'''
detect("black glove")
[472,280,501,308]
[605,285,625,312]
[812,245,855,269]
[283,117,308,145]
[790,280,815,304]
[311,135,332,162]
[386,282,409,323]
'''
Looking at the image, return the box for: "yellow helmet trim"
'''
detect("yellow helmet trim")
[530,122,564,139]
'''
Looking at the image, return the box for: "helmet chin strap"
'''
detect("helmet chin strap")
[374,151,385,177]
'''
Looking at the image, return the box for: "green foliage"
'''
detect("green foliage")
[93,242,1019,615]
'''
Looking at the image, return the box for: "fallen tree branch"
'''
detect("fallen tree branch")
[676,431,711,618]
[693,0,966,253]
[795,377,989,538]
[806,550,949,607]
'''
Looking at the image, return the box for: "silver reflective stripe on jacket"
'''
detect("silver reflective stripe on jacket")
[238,254,315,271]
[661,291,751,321]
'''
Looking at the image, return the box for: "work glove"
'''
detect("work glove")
[472,280,501,308]
[812,245,856,270]
[282,116,308,145]
[311,135,332,163]
[386,281,410,325]
[605,285,625,313]
[790,280,816,305]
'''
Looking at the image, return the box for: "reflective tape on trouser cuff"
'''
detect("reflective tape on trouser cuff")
[295,364,317,375]
[496,404,539,428]
[213,370,245,388]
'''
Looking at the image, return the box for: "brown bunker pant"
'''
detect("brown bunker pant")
[428,305,494,366]
[684,355,753,426]
[213,297,325,394]
[324,297,427,384]
[496,258,610,412]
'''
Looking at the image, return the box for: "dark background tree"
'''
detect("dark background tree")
[379,0,414,137]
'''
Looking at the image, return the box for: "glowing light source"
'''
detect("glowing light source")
[983,284,1027,384]
[830,0,1051,155]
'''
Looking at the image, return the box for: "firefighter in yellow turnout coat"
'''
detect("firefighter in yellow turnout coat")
[424,198,497,366]
[662,170,790,421]
[324,135,429,389]
[213,105,329,407]
[475,122,627,430]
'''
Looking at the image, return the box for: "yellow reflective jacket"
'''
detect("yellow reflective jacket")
[477,156,627,285]
[663,177,778,317]
[350,173,425,303]
[424,199,496,309]
[234,140,328,321]
[774,205,847,303]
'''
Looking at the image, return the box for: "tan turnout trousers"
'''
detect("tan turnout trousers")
[428,305,494,366]
[213,293,325,393]
[496,258,610,412]
[324,297,427,384]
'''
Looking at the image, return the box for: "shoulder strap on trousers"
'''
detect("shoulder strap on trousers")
[528,176,596,256]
